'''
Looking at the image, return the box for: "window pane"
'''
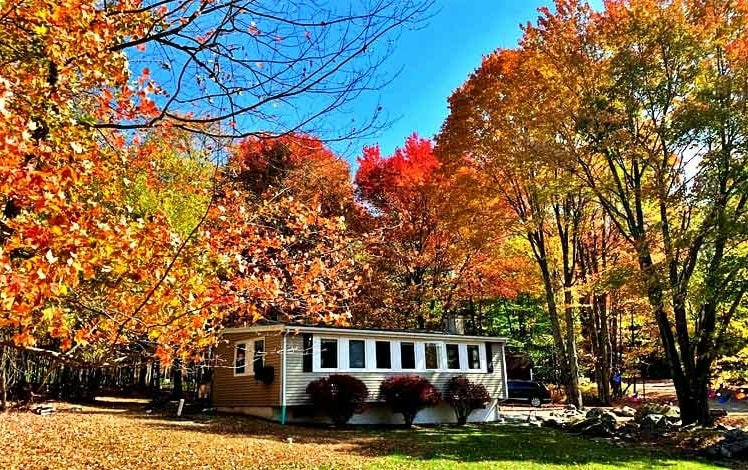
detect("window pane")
[320,339,338,369]
[375,341,391,369]
[486,343,494,373]
[302,334,313,372]
[446,344,460,369]
[467,345,481,369]
[400,342,416,369]
[349,340,366,368]
[235,343,246,374]
[253,339,265,373]
[425,343,439,369]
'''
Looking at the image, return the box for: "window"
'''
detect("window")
[348,340,366,368]
[400,342,416,369]
[234,342,247,375]
[302,333,313,372]
[424,343,440,369]
[320,339,338,369]
[446,343,460,369]
[234,338,265,376]
[253,339,265,373]
[375,341,391,369]
[467,345,481,369]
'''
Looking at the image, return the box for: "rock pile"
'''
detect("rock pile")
[534,402,746,462]
[704,429,748,459]
[565,408,619,437]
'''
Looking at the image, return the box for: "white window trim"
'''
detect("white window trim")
[373,340,394,370]
[445,343,462,370]
[311,336,488,373]
[466,344,483,371]
[423,342,443,370]
[347,338,367,370]
[233,336,265,377]
[314,336,340,371]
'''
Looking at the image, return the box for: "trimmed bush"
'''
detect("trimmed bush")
[305,374,368,425]
[379,375,441,427]
[444,376,491,425]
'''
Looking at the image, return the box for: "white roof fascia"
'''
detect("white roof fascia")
[223,324,286,334]
[278,325,507,343]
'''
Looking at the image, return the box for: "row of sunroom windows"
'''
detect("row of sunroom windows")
[308,336,488,373]
[233,335,493,376]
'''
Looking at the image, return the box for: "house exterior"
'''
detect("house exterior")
[212,324,509,425]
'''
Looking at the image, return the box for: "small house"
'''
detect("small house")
[212,324,509,425]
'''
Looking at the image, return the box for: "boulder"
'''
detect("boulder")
[612,406,636,418]
[640,413,671,437]
[586,408,605,419]
[634,403,680,423]
[618,422,640,440]
[600,411,618,429]
[703,428,748,459]
[568,417,601,433]
[726,429,748,441]
[580,421,614,438]
[567,411,618,437]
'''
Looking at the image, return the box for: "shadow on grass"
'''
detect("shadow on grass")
[344,425,728,468]
[102,407,728,469]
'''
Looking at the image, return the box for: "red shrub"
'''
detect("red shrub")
[379,375,441,427]
[306,374,368,425]
[444,376,491,425]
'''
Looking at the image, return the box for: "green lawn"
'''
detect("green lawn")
[361,425,726,469]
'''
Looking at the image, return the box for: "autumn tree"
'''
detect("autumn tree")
[354,134,515,330]
[210,134,361,326]
[438,47,589,408]
[515,0,748,424]
[574,208,640,403]
[0,0,430,400]
[354,135,446,328]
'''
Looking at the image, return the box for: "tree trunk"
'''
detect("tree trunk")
[171,358,183,399]
[539,262,570,386]
[403,411,416,427]
[138,362,148,389]
[0,346,7,411]
[564,290,583,410]
[595,294,612,405]
[637,249,712,425]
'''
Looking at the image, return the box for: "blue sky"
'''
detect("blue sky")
[132,1,601,167]
[346,0,603,164]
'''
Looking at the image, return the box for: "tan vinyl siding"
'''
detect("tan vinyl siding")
[282,333,507,406]
[212,330,282,407]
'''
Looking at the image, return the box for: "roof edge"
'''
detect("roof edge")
[223,324,507,342]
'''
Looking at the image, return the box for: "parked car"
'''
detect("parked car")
[506,380,552,407]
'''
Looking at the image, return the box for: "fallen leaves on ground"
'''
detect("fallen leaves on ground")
[0,402,383,469]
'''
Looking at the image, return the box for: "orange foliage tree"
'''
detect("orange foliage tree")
[354,134,519,330]
[0,0,421,381]
[438,0,748,423]
[210,134,361,326]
